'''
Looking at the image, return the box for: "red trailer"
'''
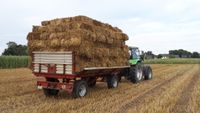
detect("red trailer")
[32,51,152,98]
[33,51,130,98]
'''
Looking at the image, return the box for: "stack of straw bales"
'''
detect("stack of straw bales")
[27,16,130,72]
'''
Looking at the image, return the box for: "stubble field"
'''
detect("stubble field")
[0,64,200,113]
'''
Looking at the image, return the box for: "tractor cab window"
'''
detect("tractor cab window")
[130,48,140,59]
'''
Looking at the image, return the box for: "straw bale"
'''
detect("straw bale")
[41,21,50,26]
[27,15,130,72]
[39,33,50,40]
[79,23,93,31]
[50,39,60,48]
[27,32,40,40]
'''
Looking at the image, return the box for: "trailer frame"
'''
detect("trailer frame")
[34,65,129,94]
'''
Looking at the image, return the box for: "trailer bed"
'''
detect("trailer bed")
[32,51,129,77]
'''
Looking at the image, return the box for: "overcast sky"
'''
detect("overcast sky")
[0,0,200,55]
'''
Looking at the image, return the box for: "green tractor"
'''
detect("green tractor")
[122,47,153,83]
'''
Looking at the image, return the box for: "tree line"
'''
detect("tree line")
[156,49,200,59]
[142,49,200,59]
[2,42,28,56]
[1,41,200,59]
[169,49,199,58]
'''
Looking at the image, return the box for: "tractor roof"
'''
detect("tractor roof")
[129,46,139,49]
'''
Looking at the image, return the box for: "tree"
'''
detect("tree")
[7,42,17,48]
[191,52,199,58]
[2,41,28,56]
[146,51,153,55]
[169,49,191,58]
[145,51,155,59]
[157,54,163,59]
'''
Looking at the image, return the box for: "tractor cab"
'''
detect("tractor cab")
[129,47,142,65]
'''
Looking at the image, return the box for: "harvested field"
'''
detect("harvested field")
[0,64,200,113]
[144,58,200,64]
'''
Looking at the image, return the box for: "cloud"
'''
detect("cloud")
[0,0,200,54]
[110,15,200,54]
[164,0,188,14]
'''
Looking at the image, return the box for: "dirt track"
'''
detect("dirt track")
[0,64,200,113]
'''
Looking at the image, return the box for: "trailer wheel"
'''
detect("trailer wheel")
[43,78,59,96]
[129,65,143,83]
[107,75,118,89]
[143,66,153,80]
[72,80,88,98]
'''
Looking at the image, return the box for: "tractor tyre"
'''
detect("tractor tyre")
[129,65,143,83]
[143,66,153,80]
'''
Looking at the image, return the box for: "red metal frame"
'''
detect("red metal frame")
[34,72,79,79]
[37,81,73,93]
[32,52,78,94]
[72,51,76,73]
[32,51,127,95]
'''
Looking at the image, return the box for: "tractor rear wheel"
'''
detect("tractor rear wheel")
[129,65,143,83]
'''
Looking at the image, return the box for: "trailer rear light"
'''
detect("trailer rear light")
[37,86,43,90]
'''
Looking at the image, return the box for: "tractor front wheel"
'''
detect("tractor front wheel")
[143,66,153,80]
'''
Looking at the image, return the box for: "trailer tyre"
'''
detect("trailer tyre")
[107,75,118,89]
[129,65,143,83]
[72,80,88,98]
[143,66,153,80]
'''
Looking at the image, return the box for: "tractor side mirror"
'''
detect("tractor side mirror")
[140,55,144,61]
